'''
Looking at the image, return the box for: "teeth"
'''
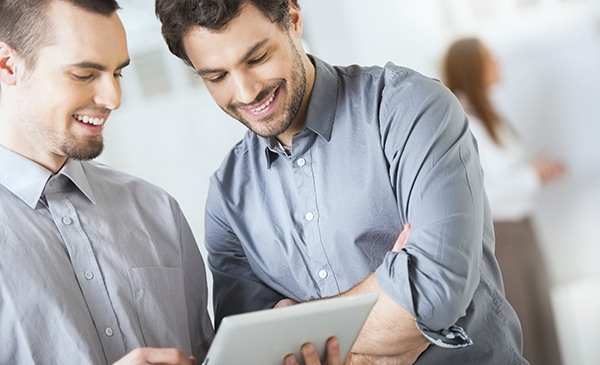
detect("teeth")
[74,114,105,126]
[251,91,276,113]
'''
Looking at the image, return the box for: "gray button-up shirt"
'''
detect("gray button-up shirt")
[0,145,214,364]
[205,57,527,363]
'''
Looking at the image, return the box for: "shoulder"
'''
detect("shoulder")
[82,160,179,208]
[210,131,260,188]
[375,63,466,142]
[380,63,458,111]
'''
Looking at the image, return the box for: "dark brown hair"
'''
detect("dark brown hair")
[0,0,120,68]
[443,38,503,145]
[155,0,300,67]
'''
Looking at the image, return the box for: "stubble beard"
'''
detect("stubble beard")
[225,38,307,139]
[60,133,104,161]
[18,70,106,162]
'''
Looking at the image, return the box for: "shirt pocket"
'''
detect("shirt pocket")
[128,267,192,355]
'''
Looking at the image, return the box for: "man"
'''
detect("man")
[0,0,215,363]
[0,1,341,364]
[156,1,528,364]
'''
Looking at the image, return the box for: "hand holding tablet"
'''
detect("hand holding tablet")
[285,337,344,365]
[202,292,379,365]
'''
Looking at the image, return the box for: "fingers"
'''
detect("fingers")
[534,157,566,184]
[326,337,341,365]
[274,298,298,308]
[113,348,194,365]
[302,343,321,365]
[344,353,353,365]
[283,343,321,365]
[284,354,299,365]
[392,223,411,252]
[285,338,342,365]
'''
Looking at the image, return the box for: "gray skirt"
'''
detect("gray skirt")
[493,218,562,365]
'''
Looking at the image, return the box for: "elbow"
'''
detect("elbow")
[414,271,480,331]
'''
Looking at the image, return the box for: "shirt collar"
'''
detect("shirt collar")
[303,55,338,142]
[261,55,339,168]
[0,145,96,209]
[59,158,96,204]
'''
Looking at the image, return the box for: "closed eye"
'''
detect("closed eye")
[73,74,94,81]
[248,52,268,65]
[207,73,227,84]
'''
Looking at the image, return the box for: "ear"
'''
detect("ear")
[288,1,303,39]
[0,42,18,86]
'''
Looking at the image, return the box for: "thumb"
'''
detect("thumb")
[392,223,411,252]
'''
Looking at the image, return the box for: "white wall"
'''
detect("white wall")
[102,1,600,363]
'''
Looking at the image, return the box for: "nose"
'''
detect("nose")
[94,74,122,110]
[231,71,262,105]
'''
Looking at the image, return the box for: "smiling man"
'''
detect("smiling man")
[156,1,528,364]
[0,1,215,364]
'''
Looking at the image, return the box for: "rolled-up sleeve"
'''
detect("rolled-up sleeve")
[375,70,484,334]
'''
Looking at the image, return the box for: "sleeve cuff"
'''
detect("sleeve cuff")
[416,321,473,349]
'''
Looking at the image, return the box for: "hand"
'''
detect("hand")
[392,224,411,252]
[285,337,348,365]
[533,157,566,184]
[113,348,196,365]
[274,298,298,308]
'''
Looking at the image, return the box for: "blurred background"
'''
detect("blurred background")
[102,1,600,364]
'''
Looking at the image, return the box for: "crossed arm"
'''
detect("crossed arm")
[275,225,429,365]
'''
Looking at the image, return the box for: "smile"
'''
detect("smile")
[250,89,277,113]
[73,114,105,126]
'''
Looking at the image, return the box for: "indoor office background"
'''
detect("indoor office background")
[101,1,600,364]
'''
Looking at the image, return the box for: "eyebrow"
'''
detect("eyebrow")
[196,38,269,77]
[65,59,131,72]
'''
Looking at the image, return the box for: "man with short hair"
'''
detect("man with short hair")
[0,1,214,364]
[155,1,529,364]
[0,1,341,363]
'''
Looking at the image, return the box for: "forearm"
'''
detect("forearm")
[340,273,427,356]
[349,343,430,365]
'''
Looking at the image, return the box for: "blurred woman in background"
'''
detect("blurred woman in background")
[443,38,565,365]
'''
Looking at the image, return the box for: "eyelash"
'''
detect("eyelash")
[73,72,123,82]
[74,74,94,81]
[207,53,268,84]
[208,74,227,84]
[248,52,268,65]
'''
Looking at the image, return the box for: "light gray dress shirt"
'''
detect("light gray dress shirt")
[0,145,214,364]
[205,56,527,364]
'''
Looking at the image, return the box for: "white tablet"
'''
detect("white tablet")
[202,292,379,365]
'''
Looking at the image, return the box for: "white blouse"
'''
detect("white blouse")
[465,111,541,222]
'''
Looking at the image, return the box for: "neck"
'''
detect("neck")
[0,106,67,174]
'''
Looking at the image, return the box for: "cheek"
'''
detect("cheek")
[206,86,232,108]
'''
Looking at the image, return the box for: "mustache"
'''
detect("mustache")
[73,107,112,115]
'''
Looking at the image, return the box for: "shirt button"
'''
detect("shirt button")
[305,212,314,221]
[62,217,72,225]
[297,158,306,167]
[84,271,94,280]
[48,180,55,187]
[105,327,114,337]
[319,270,328,279]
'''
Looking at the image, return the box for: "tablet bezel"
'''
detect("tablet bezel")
[202,292,379,365]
